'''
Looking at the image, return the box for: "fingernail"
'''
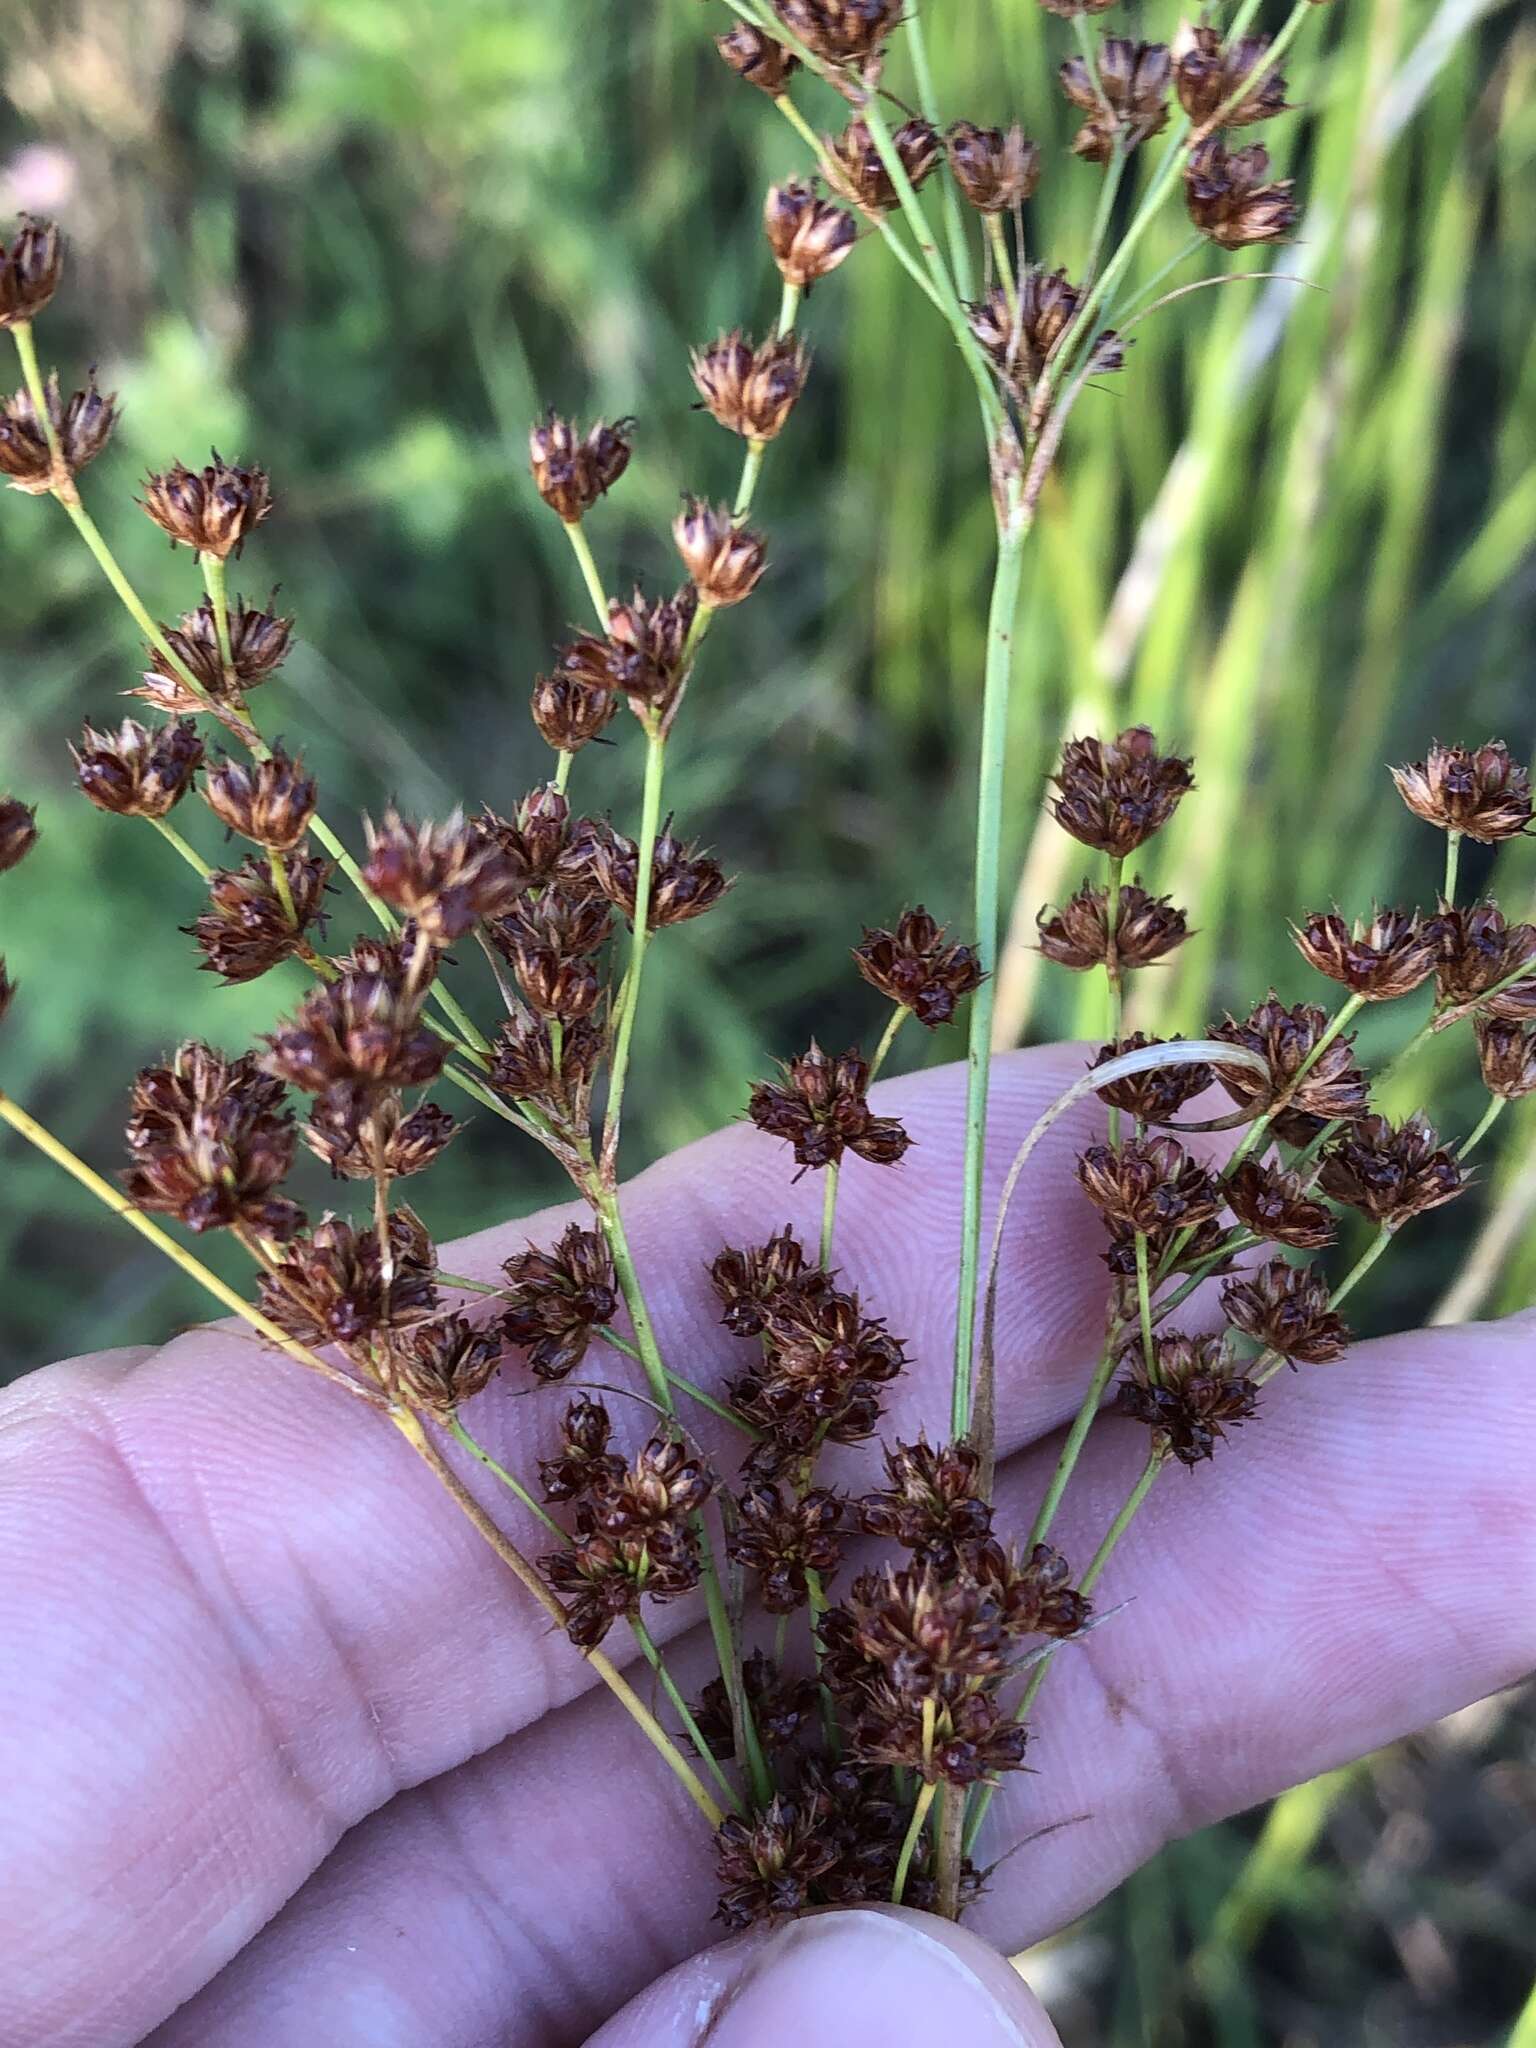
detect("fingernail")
[699,1908,1051,2046]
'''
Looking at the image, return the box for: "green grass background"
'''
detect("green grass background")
[2,0,1535,2037]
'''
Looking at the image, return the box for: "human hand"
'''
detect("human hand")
[4,1045,1532,2047]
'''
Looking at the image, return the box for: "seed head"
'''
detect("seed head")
[968,265,1081,391]
[1435,903,1536,1022]
[673,497,767,609]
[71,716,203,819]
[527,411,632,524]
[853,906,983,1026]
[1291,907,1441,1001]
[823,117,942,216]
[584,815,728,931]
[382,1315,501,1416]
[203,746,317,851]
[123,1043,303,1240]
[1211,994,1370,1145]
[1319,1112,1467,1228]
[258,1210,438,1348]
[530,666,619,752]
[709,1225,821,1337]
[734,1280,903,1469]
[1051,727,1194,857]
[689,328,810,444]
[729,1482,845,1612]
[0,371,117,493]
[538,1396,625,1504]
[479,787,593,892]
[0,218,62,325]
[857,1437,992,1573]
[1391,740,1532,843]
[946,122,1041,213]
[714,1794,840,1930]
[1078,1134,1222,1237]
[1061,39,1172,164]
[1116,1331,1257,1465]
[695,1652,818,1760]
[135,593,293,713]
[606,584,699,695]
[1038,878,1189,972]
[1222,1259,1349,1363]
[1226,1159,1336,1249]
[0,796,38,873]
[1185,136,1297,248]
[141,454,273,559]
[764,180,858,289]
[1173,25,1291,130]
[488,1011,604,1128]
[1087,1034,1212,1126]
[1476,1018,1536,1100]
[716,23,800,93]
[190,853,330,984]
[303,1094,459,1180]
[263,954,444,1094]
[362,807,523,944]
[501,1222,617,1379]
[489,891,608,1022]
[748,1041,910,1171]
[770,0,904,70]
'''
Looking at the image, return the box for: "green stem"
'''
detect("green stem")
[953,520,1028,1439]
[1023,1335,1120,1550]
[266,845,299,928]
[630,1616,745,1813]
[1443,830,1463,908]
[602,720,666,1165]
[986,214,1018,319]
[1081,141,1127,295]
[1134,1232,1157,1378]
[733,442,767,522]
[449,1416,564,1536]
[554,749,574,795]
[199,552,237,687]
[12,320,64,469]
[892,1779,937,1905]
[904,0,973,299]
[819,1162,840,1269]
[1460,1095,1507,1161]
[562,519,610,629]
[1327,1227,1392,1312]
[147,814,212,881]
[435,1270,504,1296]
[868,1002,907,1083]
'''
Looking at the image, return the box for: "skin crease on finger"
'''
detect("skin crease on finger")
[141,1312,1536,2048]
[1,1046,1160,2048]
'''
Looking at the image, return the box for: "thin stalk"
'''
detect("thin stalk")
[147,814,212,880]
[267,847,299,928]
[602,720,666,1167]
[554,750,574,795]
[449,1415,563,1536]
[1024,1335,1121,1550]
[734,442,767,522]
[805,1566,841,1756]
[905,1,972,299]
[819,1163,840,1269]
[1327,1227,1392,1312]
[1460,1095,1507,1161]
[435,1270,504,1297]
[0,1089,372,1399]
[562,519,610,628]
[1134,1232,1157,1378]
[392,1411,724,1827]
[631,1616,744,1813]
[868,1002,907,1083]
[953,520,1028,1439]
[1444,830,1463,907]
[1081,139,1127,293]
[11,320,63,471]
[986,214,1018,319]
[1105,853,1125,1141]
[199,552,238,686]
[893,1696,939,1904]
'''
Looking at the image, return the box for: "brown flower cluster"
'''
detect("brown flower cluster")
[135,592,293,713]
[1051,727,1194,857]
[764,181,858,289]
[71,716,203,819]
[362,807,523,945]
[123,1043,304,1240]
[946,123,1040,213]
[1185,138,1298,248]
[258,1209,439,1348]
[141,455,272,559]
[748,1043,909,1171]
[1435,903,1536,1021]
[853,907,984,1026]
[1060,39,1171,164]
[1392,740,1532,842]
[542,1433,712,1647]
[528,412,632,524]
[0,796,39,873]
[1089,1034,1212,1126]
[1318,1112,1466,1229]
[0,371,116,492]
[822,117,941,216]
[500,1223,618,1379]
[1292,907,1440,1000]
[1117,1332,1258,1466]
[968,264,1081,391]
[1077,1133,1226,1278]
[1173,25,1290,131]
[716,24,800,96]
[1038,878,1188,973]
[1211,995,1369,1145]
[690,330,810,444]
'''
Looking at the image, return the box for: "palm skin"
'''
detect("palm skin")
[2,1046,1531,2048]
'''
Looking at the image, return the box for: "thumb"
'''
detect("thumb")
[580,1905,1066,2047]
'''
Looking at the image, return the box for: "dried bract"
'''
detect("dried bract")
[748,1043,910,1171]
[1185,137,1297,248]
[946,122,1041,213]
[1291,907,1440,1000]
[764,181,858,289]
[72,716,203,819]
[853,907,983,1026]
[528,412,633,524]
[1319,1113,1467,1228]
[1391,741,1532,843]
[1051,727,1194,857]
[141,455,273,558]
[690,329,810,444]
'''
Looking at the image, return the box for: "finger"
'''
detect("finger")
[149,1310,1536,2047]
[1,1045,1129,2048]
[581,1908,1064,2048]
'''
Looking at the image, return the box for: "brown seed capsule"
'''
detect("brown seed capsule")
[1221,1259,1349,1363]
[607,583,699,692]
[1291,907,1441,1000]
[190,853,330,984]
[134,593,294,713]
[263,956,445,1094]
[0,218,62,325]
[713,1794,841,1930]
[1319,1112,1467,1228]
[733,1279,903,1472]
[709,1226,821,1337]
[729,1482,845,1612]
[362,807,524,944]
[1185,136,1297,248]
[501,1223,618,1379]
[1089,1034,1213,1124]
[538,1396,625,1504]
[1475,1017,1536,1100]
[857,1438,993,1573]
[1061,39,1172,164]
[715,23,800,94]
[302,1094,459,1180]
[1225,1159,1336,1249]
[695,1653,818,1761]
[1038,879,1189,972]
[584,816,728,931]
[1434,903,1536,1022]
[71,716,204,819]
[0,796,38,873]
[968,265,1081,390]
[203,747,317,851]
[141,455,273,559]
[1052,727,1194,857]
[1391,740,1533,844]
[488,1011,604,1128]
[123,1043,304,1240]
[1078,1134,1222,1236]
[689,329,810,444]
[770,0,904,69]
[257,1210,438,1347]
[383,1314,502,1417]
[764,180,859,289]
[748,1042,910,1171]
[527,411,633,524]
[673,497,767,609]
[490,893,608,1021]
[946,122,1041,213]
[823,118,942,216]
[1211,994,1370,1145]
[1116,1330,1258,1465]
[853,907,984,1027]
[0,371,117,494]
[530,667,619,753]
[1173,25,1290,131]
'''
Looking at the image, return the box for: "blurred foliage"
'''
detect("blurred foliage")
[2,0,1535,2037]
